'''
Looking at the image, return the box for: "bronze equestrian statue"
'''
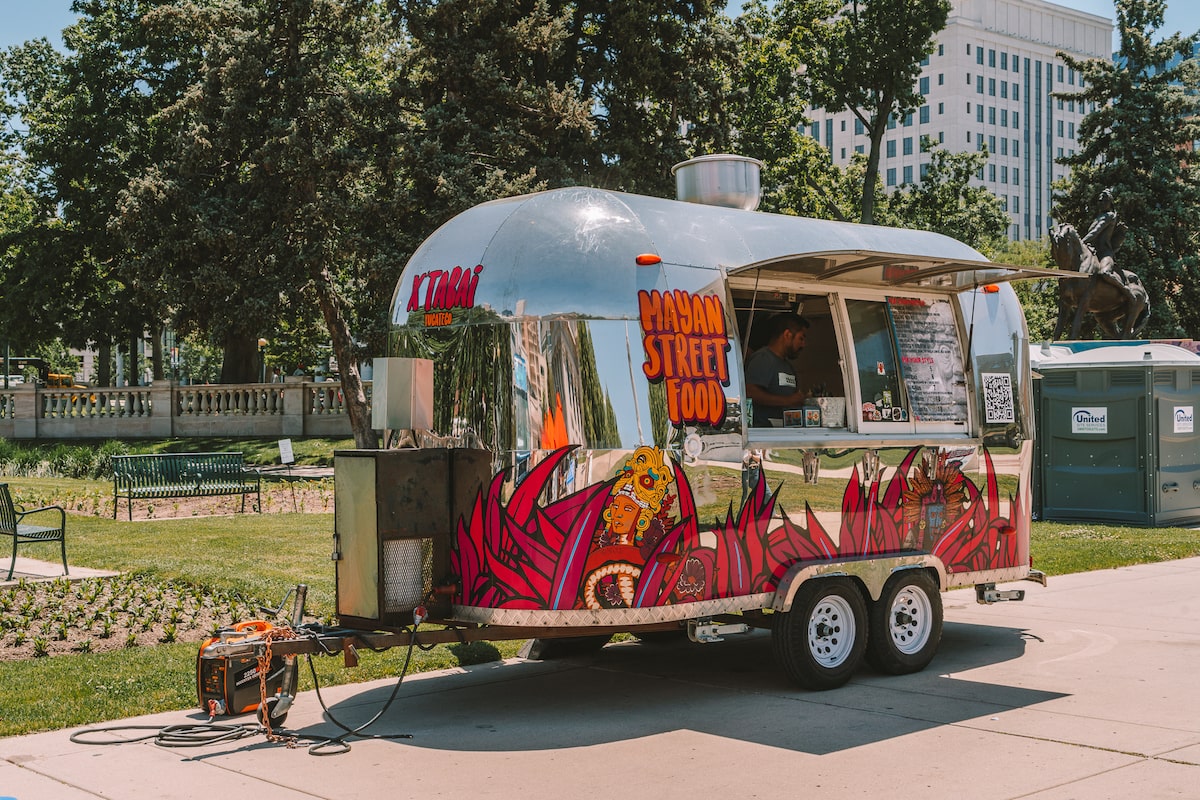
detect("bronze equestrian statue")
[1049,189,1150,340]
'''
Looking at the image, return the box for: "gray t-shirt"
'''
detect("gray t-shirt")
[745,347,798,426]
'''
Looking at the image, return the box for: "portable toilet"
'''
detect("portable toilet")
[1032,342,1200,526]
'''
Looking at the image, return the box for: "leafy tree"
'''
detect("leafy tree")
[0,3,196,377]
[723,0,842,217]
[1054,0,1200,338]
[782,0,950,224]
[882,140,1010,254]
[118,0,406,446]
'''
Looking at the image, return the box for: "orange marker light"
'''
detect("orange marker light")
[635,253,662,266]
[982,284,1000,293]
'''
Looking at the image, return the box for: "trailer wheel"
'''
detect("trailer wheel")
[866,570,943,675]
[772,577,867,690]
[257,696,287,729]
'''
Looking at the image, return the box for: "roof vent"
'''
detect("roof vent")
[672,154,763,211]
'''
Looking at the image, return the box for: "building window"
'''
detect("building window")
[904,112,913,126]
[841,120,847,131]
[988,49,996,67]
[887,139,896,158]
[1013,195,1019,212]
[1001,82,1008,99]
[903,165,913,184]
[1001,165,1008,183]
[840,148,846,159]
[810,122,819,141]
[1068,100,1074,113]
[977,105,984,123]
[1001,52,1008,70]
[989,164,996,181]
[1013,54,1019,73]
[903,137,913,155]
[920,76,930,94]
[1013,83,1019,101]
[1057,64,1064,82]
[1001,109,1008,126]
[989,107,996,124]
[1057,120,1064,137]
[989,78,996,96]
[938,102,944,115]
[1013,139,1019,156]
[967,131,972,142]
[1068,121,1075,139]
[977,75,984,93]
[938,131,944,143]
[920,55,930,67]
[1000,138,1008,155]
[886,168,897,186]
[888,117,896,130]
[1057,147,1063,158]
[919,106,930,124]
[938,73,944,85]
[1013,168,1019,183]
[1057,98,1064,110]
[920,162,930,179]
[977,167,984,180]
[966,72,972,85]
[977,47,984,65]
[855,118,864,135]
[1013,112,1019,128]
[855,144,864,154]
[989,135,996,152]
[1001,196,1009,211]
[939,44,944,56]
[966,44,971,55]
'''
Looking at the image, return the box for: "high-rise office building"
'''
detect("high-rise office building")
[803,0,1112,241]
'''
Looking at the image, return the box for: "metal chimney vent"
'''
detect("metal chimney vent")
[672,154,763,211]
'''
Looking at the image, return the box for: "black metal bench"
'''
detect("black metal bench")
[111,452,262,520]
[1,483,67,580]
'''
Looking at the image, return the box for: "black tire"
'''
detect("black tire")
[866,570,943,675]
[772,577,868,690]
[257,696,287,729]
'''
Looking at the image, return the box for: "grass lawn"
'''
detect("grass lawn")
[1,473,1198,737]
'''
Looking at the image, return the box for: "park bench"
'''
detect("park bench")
[111,452,262,521]
[1,483,68,581]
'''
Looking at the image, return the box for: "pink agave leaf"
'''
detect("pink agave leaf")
[508,446,578,526]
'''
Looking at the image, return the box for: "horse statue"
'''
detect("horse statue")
[1048,223,1149,340]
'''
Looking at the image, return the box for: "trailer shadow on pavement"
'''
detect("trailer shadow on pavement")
[282,619,1065,757]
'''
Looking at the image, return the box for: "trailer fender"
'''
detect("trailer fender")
[771,555,948,612]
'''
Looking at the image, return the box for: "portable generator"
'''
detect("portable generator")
[197,620,286,717]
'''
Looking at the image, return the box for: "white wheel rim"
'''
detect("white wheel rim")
[807,594,856,667]
[888,585,933,655]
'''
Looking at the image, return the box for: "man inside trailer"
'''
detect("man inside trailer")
[744,312,810,426]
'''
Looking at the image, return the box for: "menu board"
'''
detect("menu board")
[887,298,968,422]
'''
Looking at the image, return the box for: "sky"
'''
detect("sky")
[1,0,1199,53]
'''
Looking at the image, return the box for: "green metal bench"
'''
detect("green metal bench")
[1,483,68,580]
[111,452,262,521]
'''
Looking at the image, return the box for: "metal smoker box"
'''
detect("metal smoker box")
[333,448,491,629]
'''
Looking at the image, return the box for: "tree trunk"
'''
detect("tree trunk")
[219,332,260,384]
[151,323,166,382]
[312,263,377,449]
[97,341,112,387]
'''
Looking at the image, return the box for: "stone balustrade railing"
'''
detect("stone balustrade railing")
[0,380,370,439]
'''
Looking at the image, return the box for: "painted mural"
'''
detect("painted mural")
[451,444,1023,611]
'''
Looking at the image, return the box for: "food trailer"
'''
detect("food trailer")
[205,157,1057,723]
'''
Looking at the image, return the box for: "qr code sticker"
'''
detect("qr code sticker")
[982,372,1014,424]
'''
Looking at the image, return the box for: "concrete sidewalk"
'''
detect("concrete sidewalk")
[3,558,1200,799]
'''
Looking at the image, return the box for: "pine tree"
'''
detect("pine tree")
[1055,0,1200,337]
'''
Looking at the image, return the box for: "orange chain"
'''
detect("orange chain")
[257,626,297,744]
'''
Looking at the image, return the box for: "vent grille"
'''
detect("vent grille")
[382,538,432,612]
[1109,373,1145,388]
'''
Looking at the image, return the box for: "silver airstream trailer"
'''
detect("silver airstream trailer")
[207,159,1059,727]
[329,156,1055,692]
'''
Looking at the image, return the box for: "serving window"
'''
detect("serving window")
[729,271,971,438]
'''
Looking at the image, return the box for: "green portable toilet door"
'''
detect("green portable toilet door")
[1154,373,1200,523]
[1040,369,1149,524]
